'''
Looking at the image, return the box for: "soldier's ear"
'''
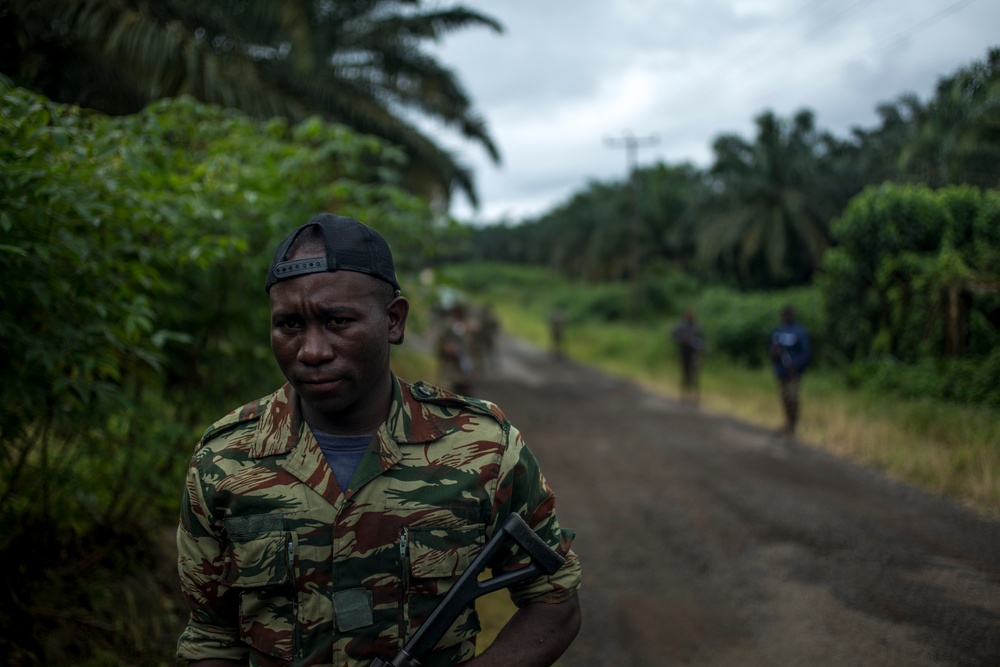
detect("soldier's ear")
[387,296,409,345]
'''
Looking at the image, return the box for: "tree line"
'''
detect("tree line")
[465,48,1000,394]
[470,48,999,290]
[0,0,502,207]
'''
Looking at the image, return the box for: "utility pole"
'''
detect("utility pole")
[606,131,658,319]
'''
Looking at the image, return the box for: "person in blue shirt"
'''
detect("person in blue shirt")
[768,305,811,435]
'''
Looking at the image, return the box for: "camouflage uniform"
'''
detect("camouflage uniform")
[176,375,581,667]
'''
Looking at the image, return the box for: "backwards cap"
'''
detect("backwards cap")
[264,213,400,293]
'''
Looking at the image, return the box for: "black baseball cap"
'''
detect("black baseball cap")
[264,213,401,293]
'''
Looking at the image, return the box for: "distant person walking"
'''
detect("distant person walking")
[768,305,811,435]
[436,303,475,395]
[468,304,500,376]
[671,308,704,404]
[549,307,566,359]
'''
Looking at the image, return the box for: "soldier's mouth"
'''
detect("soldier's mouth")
[301,378,342,392]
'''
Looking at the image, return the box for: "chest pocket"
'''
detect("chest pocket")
[222,514,296,661]
[404,524,484,651]
[407,524,483,578]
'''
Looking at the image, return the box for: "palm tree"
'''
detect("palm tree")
[851,94,924,185]
[637,163,705,273]
[851,48,1000,191]
[898,48,1000,190]
[696,109,843,287]
[0,0,502,207]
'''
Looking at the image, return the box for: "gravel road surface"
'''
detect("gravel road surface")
[474,334,1000,667]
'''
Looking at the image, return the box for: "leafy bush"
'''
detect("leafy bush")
[439,262,559,301]
[443,260,705,326]
[561,283,633,322]
[444,261,824,369]
[0,79,440,664]
[637,265,702,319]
[693,286,824,368]
[857,349,1000,407]
[822,183,1000,365]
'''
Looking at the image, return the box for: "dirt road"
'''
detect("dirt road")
[474,334,1000,667]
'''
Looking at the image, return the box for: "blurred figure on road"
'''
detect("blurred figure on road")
[436,303,475,395]
[671,308,704,405]
[768,305,811,435]
[549,307,566,360]
[469,303,500,376]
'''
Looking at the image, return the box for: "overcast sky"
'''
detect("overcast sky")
[422,0,1000,224]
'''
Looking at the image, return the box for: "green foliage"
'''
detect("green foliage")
[895,48,1000,189]
[1,0,504,205]
[441,261,702,326]
[439,261,560,298]
[0,79,439,664]
[856,347,1000,406]
[638,262,702,316]
[466,165,704,282]
[822,183,1000,373]
[693,286,824,367]
[443,261,821,368]
[697,109,858,288]
[562,283,634,323]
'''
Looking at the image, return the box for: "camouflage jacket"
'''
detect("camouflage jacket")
[176,375,581,667]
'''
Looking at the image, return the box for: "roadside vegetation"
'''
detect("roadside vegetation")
[0,77,454,665]
[447,47,1000,524]
[437,262,1000,520]
[1,0,503,206]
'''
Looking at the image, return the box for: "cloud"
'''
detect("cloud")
[429,0,1000,223]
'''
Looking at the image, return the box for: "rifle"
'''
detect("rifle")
[371,514,565,667]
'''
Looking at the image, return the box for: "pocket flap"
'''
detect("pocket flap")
[408,524,484,579]
[222,515,289,587]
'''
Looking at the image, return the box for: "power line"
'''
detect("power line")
[707,0,832,81]
[732,0,879,79]
[605,132,660,177]
[786,0,983,94]
[846,0,981,60]
[662,0,879,134]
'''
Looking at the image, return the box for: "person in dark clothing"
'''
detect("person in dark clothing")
[549,307,566,360]
[768,305,811,435]
[671,308,704,404]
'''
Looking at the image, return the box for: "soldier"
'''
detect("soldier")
[466,304,500,379]
[478,305,500,373]
[176,214,582,666]
[435,303,475,395]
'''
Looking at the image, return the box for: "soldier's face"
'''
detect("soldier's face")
[269,270,407,434]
